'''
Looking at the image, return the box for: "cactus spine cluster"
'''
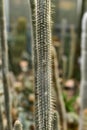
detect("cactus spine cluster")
[79,12,87,130]
[0,0,12,130]
[31,0,58,130]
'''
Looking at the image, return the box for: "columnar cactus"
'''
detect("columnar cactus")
[79,12,87,130]
[52,46,67,130]
[27,0,34,66]
[0,0,12,130]
[60,19,67,64]
[31,0,59,130]
[62,55,67,80]
[68,25,76,78]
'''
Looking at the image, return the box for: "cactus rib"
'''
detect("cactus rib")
[33,0,53,130]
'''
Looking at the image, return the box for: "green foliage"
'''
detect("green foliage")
[63,94,78,112]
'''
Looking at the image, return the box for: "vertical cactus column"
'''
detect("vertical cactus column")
[0,0,12,130]
[62,55,67,81]
[59,19,67,64]
[79,12,87,130]
[27,0,34,67]
[52,47,67,130]
[68,25,76,79]
[32,0,56,130]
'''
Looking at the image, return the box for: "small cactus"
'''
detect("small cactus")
[14,120,23,130]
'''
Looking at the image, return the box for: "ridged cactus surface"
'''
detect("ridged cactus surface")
[33,0,53,130]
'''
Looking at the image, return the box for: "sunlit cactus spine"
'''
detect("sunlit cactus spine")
[14,120,23,130]
[79,12,87,130]
[0,0,12,130]
[30,0,60,130]
[68,25,76,78]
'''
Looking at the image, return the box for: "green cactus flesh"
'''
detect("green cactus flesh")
[33,0,54,130]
